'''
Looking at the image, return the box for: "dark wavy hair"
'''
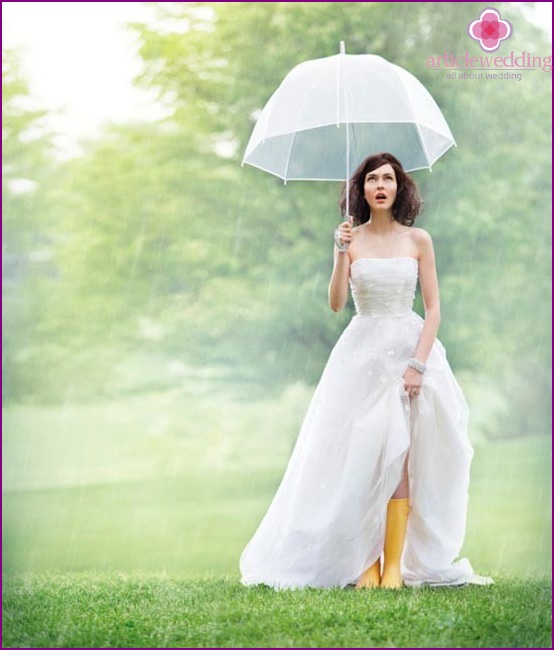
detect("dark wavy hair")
[339,152,422,226]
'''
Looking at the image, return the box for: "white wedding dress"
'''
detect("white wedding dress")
[240,257,490,589]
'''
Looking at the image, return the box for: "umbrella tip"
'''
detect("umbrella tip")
[340,41,345,55]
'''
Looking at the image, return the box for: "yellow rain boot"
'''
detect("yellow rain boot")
[380,498,410,589]
[355,557,381,589]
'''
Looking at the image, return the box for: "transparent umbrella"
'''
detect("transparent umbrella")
[242,42,456,214]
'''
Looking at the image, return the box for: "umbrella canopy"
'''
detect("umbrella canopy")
[242,43,456,183]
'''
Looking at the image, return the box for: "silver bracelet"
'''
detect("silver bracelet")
[334,228,349,252]
[408,358,427,374]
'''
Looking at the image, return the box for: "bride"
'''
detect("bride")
[240,152,492,590]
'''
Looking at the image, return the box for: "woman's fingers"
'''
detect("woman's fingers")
[404,380,422,396]
[337,222,353,243]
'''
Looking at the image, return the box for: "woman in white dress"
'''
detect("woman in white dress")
[240,152,491,590]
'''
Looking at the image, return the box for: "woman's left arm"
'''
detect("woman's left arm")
[402,228,441,396]
[412,228,441,365]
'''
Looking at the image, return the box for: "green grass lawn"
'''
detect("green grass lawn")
[2,573,551,648]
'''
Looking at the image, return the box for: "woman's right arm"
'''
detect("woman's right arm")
[328,219,353,312]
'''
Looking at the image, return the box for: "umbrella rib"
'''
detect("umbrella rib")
[376,63,452,135]
[373,65,415,118]
[413,123,432,167]
[358,64,433,168]
[283,63,340,180]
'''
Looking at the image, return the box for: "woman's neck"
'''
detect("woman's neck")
[366,209,397,235]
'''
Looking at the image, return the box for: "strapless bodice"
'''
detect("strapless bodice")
[349,257,418,317]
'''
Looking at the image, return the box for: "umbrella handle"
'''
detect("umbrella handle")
[345,128,350,219]
[339,41,351,223]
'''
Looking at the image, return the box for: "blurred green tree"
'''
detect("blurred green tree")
[2,48,61,402]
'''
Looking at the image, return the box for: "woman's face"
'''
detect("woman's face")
[363,163,398,212]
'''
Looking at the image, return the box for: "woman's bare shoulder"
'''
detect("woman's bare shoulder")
[410,227,433,244]
[410,227,435,259]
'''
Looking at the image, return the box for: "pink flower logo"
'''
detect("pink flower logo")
[468,7,512,52]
